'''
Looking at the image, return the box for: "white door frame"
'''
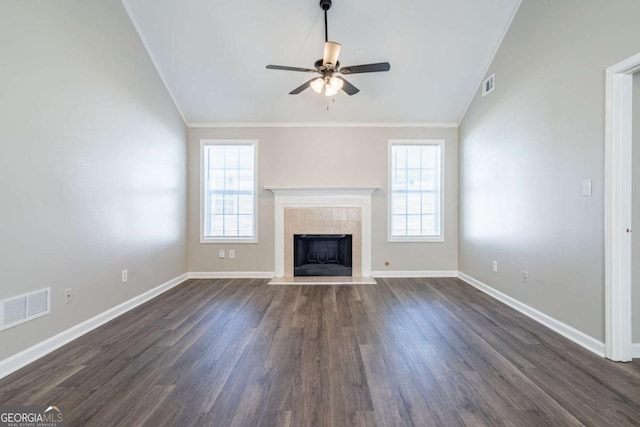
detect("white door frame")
[605,52,640,362]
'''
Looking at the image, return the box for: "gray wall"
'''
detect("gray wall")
[187,127,458,274]
[0,0,187,359]
[459,0,640,341]
[633,73,640,343]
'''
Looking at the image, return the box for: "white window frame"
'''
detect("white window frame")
[200,139,258,244]
[387,139,445,243]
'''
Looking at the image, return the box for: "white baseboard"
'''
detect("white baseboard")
[372,270,457,278]
[188,271,275,279]
[0,273,189,380]
[633,343,640,359]
[457,272,605,358]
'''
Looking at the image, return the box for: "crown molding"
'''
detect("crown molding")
[188,122,459,129]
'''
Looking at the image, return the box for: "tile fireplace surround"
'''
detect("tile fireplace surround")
[285,207,361,277]
[265,186,378,280]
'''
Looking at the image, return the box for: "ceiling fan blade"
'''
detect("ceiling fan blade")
[340,77,360,96]
[323,42,341,68]
[289,78,317,95]
[266,65,317,73]
[340,62,391,74]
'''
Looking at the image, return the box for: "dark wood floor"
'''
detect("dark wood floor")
[1,278,640,426]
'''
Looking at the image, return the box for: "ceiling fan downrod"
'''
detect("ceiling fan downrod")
[320,0,332,42]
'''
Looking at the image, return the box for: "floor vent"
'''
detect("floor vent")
[1,288,50,331]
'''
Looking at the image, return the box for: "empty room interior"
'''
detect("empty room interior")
[2,0,640,425]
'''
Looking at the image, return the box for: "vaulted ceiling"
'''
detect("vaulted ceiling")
[123,0,521,125]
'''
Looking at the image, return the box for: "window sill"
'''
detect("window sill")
[387,236,444,243]
[200,237,258,244]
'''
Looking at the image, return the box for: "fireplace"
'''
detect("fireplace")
[294,234,352,277]
[265,185,378,279]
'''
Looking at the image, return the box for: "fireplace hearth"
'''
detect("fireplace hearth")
[294,234,352,277]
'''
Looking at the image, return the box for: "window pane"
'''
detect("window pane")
[392,214,407,235]
[393,146,407,169]
[407,169,421,190]
[209,146,224,169]
[421,169,436,191]
[238,169,254,192]
[238,215,253,236]
[392,192,407,215]
[406,215,422,236]
[224,146,239,169]
[406,193,421,214]
[422,146,437,168]
[211,215,224,236]
[421,193,436,214]
[239,148,253,169]
[238,195,253,215]
[422,215,436,236]
[406,146,421,168]
[224,215,238,236]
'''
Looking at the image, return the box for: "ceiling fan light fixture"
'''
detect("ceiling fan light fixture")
[310,77,324,93]
[265,0,390,97]
[329,76,343,91]
[324,85,338,97]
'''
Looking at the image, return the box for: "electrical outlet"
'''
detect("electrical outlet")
[65,288,73,304]
[218,249,225,259]
[522,271,529,284]
[492,260,498,273]
[122,269,128,283]
[229,249,235,259]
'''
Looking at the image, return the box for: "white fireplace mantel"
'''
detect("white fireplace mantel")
[264,185,379,197]
[265,185,380,278]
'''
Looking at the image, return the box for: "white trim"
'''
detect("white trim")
[200,140,259,244]
[604,51,640,362]
[0,273,189,380]
[457,0,523,125]
[120,0,187,125]
[188,122,459,129]
[633,343,640,359]
[372,270,457,278]
[264,186,380,196]
[457,272,605,358]
[387,140,445,243]
[188,272,274,279]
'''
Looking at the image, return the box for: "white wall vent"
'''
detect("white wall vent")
[0,287,50,331]
[482,74,495,97]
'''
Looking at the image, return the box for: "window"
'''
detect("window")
[388,140,444,242]
[201,140,257,243]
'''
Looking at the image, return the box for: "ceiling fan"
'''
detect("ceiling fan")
[266,0,390,96]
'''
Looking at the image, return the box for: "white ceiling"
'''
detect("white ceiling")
[123,0,521,125]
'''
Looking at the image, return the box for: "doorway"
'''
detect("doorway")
[632,72,640,359]
[605,52,640,362]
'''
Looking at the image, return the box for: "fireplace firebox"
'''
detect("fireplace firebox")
[293,234,352,277]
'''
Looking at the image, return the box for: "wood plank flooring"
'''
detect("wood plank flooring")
[1,278,640,426]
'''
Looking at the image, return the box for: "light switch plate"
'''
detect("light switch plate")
[218,249,225,259]
[581,179,592,196]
